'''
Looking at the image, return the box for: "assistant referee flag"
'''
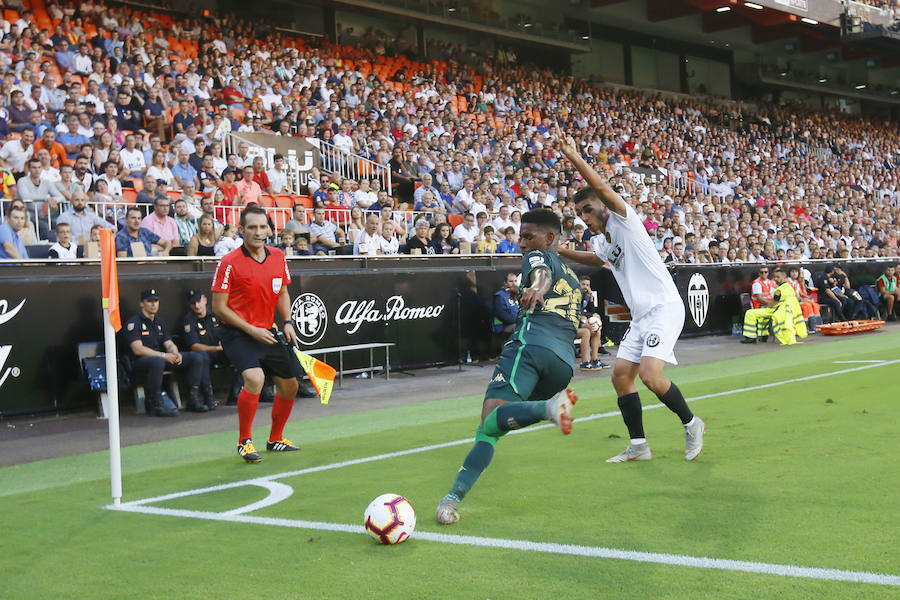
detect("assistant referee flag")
[100,228,121,331]
[294,349,336,404]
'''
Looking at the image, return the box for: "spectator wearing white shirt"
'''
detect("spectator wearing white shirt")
[267,153,289,193]
[332,122,353,154]
[453,212,479,244]
[0,128,35,176]
[96,161,123,199]
[36,148,60,184]
[353,213,382,255]
[491,204,515,241]
[353,178,377,209]
[452,179,476,214]
[377,220,400,255]
[120,133,147,178]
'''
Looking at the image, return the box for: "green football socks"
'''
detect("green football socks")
[447,402,549,502]
[483,401,547,436]
[447,425,496,502]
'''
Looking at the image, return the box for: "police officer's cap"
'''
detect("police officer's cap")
[141,289,160,301]
[187,288,205,303]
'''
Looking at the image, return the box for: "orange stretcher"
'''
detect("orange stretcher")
[816,320,886,335]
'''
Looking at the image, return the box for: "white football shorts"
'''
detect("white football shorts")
[616,301,685,365]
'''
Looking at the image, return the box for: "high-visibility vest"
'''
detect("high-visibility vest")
[751,277,777,308]
[877,274,897,294]
[771,282,808,345]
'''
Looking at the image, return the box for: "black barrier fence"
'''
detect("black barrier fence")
[0,257,894,416]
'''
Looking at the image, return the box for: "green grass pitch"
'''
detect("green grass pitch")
[3,333,899,599]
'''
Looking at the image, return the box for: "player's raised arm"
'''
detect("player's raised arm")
[558,246,605,267]
[556,128,627,217]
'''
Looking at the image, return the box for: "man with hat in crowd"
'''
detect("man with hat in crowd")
[123,288,211,416]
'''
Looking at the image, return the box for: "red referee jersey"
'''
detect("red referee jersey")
[212,245,291,328]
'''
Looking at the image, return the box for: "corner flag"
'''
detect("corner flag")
[294,349,336,404]
[99,229,120,332]
[99,228,123,505]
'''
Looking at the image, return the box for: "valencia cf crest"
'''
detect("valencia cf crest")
[687,273,710,327]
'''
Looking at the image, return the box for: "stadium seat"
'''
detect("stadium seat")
[294,195,314,209]
[273,195,294,209]
[25,245,51,259]
[122,189,138,204]
[258,194,275,208]
[448,214,463,229]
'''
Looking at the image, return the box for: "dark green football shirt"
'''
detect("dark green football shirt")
[512,249,582,367]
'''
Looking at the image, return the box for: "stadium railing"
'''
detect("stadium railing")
[11,199,491,245]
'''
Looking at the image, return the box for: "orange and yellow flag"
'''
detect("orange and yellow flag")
[293,349,336,404]
[99,228,121,331]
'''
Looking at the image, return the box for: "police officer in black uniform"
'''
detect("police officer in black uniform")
[123,288,209,416]
[181,288,234,409]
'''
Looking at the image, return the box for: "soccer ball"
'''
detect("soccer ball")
[364,494,416,544]
[588,315,602,333]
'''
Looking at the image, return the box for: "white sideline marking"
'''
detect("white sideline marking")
[111,504,900,587]
[106,358,900,586]
[832,360,885,364]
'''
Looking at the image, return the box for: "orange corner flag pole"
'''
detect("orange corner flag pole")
[99,229,123,505]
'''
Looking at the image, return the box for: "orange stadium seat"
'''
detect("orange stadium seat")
[273,195,294,209]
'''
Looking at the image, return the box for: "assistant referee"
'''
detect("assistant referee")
[212,204,302,463]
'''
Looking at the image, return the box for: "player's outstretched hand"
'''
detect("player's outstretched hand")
[520,287,546,315]
[555,127,577,158]
[250,326,278,345]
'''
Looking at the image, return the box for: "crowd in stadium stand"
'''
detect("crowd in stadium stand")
[0,0,898,265]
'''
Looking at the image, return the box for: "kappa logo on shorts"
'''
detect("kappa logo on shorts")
[290,293,328,346]
[492,372,506,383]
[646,333,660,348]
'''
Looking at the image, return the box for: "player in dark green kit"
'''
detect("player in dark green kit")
[436,209,581,525]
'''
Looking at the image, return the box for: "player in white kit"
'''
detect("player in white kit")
[556,132,705,462]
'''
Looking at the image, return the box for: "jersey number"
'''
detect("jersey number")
[544,279,581,327]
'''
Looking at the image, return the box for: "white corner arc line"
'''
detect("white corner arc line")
[223,481,294,516]
[110,504,900,587]
[106,358,900,586]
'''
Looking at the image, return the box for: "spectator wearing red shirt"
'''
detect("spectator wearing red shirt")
[251,156,272,194]
[211,205,302,463]
[222,84,245,109]
[218,167,240,217]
